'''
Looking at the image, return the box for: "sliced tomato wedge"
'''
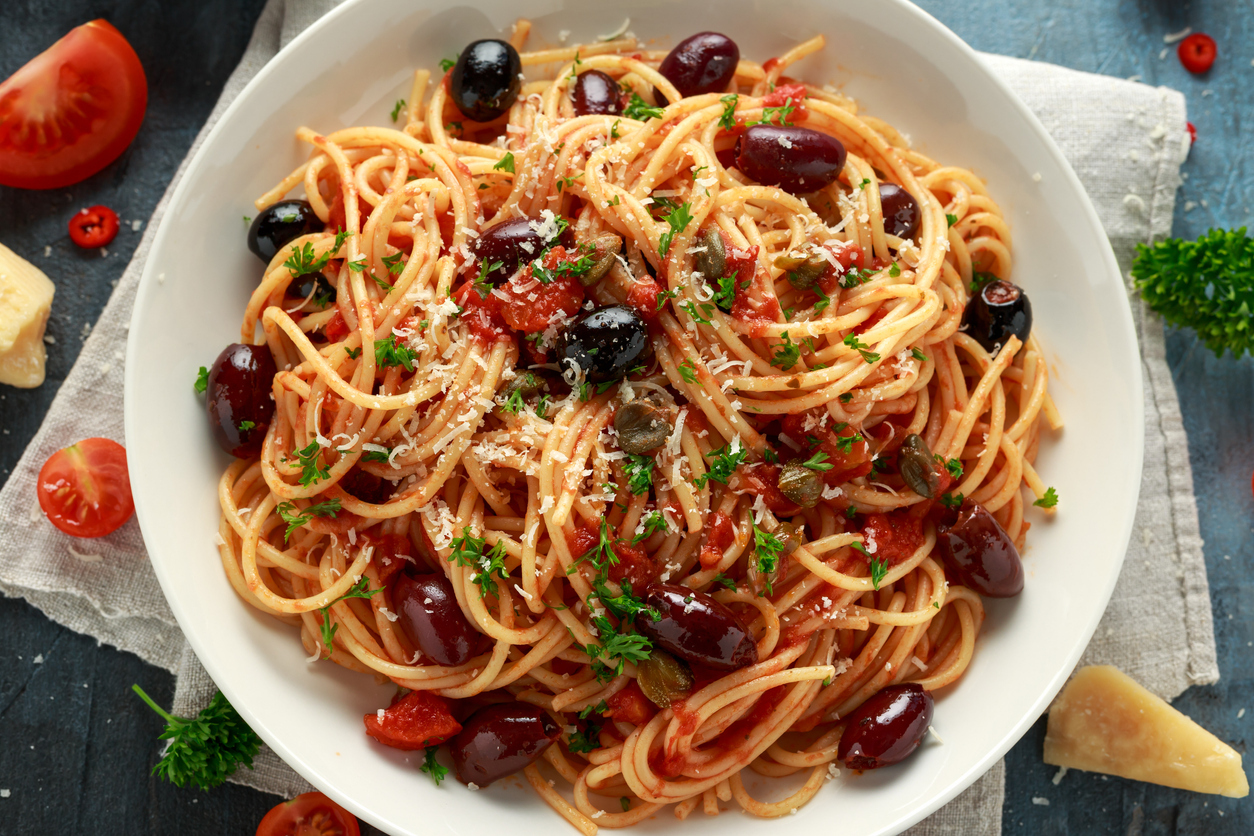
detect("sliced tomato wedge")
[36,437,135,537]
[0,20,147,189]
[256,792,360,836]
[364,689,462,750]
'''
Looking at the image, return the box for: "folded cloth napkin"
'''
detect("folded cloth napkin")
[0,1,1218,832]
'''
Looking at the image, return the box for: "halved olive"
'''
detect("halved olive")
[774,251,827,291]
[615,394,673,454]
[578,234,623,288]
[694,226,727,283]
[898,434,941,499]
[778,462,822,508]
[637,649,695,708]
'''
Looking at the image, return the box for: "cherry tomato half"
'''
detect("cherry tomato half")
[36,437,134,538]
[68,205,119,248]
[256,792,360,836]
[1177,33,1217,75]
[0,20,148,189]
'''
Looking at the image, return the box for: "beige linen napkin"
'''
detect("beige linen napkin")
[0,1,1217,833]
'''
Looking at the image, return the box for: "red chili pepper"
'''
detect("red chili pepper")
[1186,122,1197,144]
[1177,33,1217,74]
[68,205,119,248]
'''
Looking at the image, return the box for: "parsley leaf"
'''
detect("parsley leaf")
[632,510,669,544]
[345,347,362,359]
[911,347,927,362]
[843,332,880,364]
[749,98,796,127]
[623,454,655,495]
[711,573,737,591]
[568,721,601,754]
[375,336,418,371]
[770,332,801,371]
[290,440,329,487]
[362,446,390,463]
[194,366,209,394]
[940,491,964,509]
[448,528,510,599]
[677,358,699,383]
[381,252,406,276]
[493,152,515,173]
[391,99,406,123]
[655,287,680,310]
[439,55,458,72]
[275,499,341,542]
[839,392,853,403]
[131,685,261,790]
[658,201,694,257]
[869,557,888,590]
[317,576,382,653]
[283,230,348,278]
[946,213,958,227]
[800,450,832,471]
[712,270,740,312]
[623,92,665,121]
[943,457,964,479]
[694,441,748,489]
[680,300,714,325]
[1131,228,1254,358]
[583,616,653,683]
[889,262,901,277]
[1034,486,1059,508]
[969,272,999,294]
[813,287,831,312]
[718,94,738,130]
[752,523,787,594]
[420,746,448,785]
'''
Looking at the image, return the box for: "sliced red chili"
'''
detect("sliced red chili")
[1177,33,1216,74]
[1186,122,1197,144]
[68,205,119,248]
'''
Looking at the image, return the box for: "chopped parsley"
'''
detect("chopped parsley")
[813,287,832,312]
[940,491,964,509]
[283,230,349,278]
[632,510,669,544]
[946,213,959,227]
[317,577,382,653]
[711,573,737,591]
[942,457,964,479]
[839,392,853,403]
[623,454,655,496]
[843,332,880,364]
[238,420,255,431]
[345,346,362,359]
[969,272,999,294]
[718,94,738,130]
[752,524,787,595]
[390,99,406,122]
[911,347,927,362]
[800,450,832,471]
[677,359,698,384]
[493,152,515,173]
[1034,486,1059,508]
[770,332,801,371]
[439,55,458,72]
[275,498,342,542]
[447,528,511,599]
[749,98,796,127]
[712,271,742,312]
[362,447,390,463]
[889,262,901,277]
[680,300,715,325]
[375,336,418,371]
[658,201,694,257]
[289,440,329,487]
[420,746,448,785]
[623,92,665,121]
[381,252,406,276]
[869,557,888,590]
[694,441,748,489]
[194,366,209,394]
[655,287,680,310]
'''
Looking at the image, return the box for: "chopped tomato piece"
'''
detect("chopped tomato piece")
[606,681,655,726]
[256,792,359,836]
[364,689,462,751]
[763,83,807,108]
[68,205,118,248]
[323,311,349,342]
[818,240,865,294]
[729,245,784,337]
[860,503,930,566]
[453,281,510,343]
[365,532,414,583]
[496,246,586,334]
[739,462,803,516]
[781,412,873,485]
[698,511,735,569]
[625,276,663,321]
[608,539,657,589]
[1186,122,1197,144]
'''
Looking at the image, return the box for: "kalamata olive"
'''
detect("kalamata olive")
[694,226,727,289]
[572,70,622,116]
[557,304,648,384]
[898,434,941,499]
[657,32,740,99]
[578,234,623,287]
[449,39,522,122]
[472,218,556,284]
[778,462,822,508]
[961,279,1032,355]
[637,649,695,708]
[838,683,934,770]
[248,199,324,263]
[392,573,490,666]
[878,183,921,240]
[285,273,335,310]
[774,251,827,291]
[615,394,673,454]
[206,343,277,458]
[450,703,561,786]
[734,125,847,194]
[341,468,395,505]
[637,583,757,671]
[937,502,1024,597]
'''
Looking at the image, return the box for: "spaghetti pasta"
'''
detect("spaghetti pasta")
[214,24,1059,832]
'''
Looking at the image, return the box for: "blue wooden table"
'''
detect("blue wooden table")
[0,1,1250,833]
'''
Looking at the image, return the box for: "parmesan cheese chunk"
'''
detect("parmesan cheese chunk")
[0,242,55,388]
[1043,665,1249,797]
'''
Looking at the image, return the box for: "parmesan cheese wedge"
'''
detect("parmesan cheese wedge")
[0,242,55,388]
[1044,665,1249,797]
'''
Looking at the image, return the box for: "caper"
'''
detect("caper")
[748,521,799,595]
[778,462,823,508]
[636,648,695,708]
[498,371,542,409]
[898,433,941,499]
[578,233,623,288]
[694,226,727,285]
[614,394,673,455]
[773,251,828,291]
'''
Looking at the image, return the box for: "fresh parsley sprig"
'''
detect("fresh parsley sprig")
[275,498,342,542]
[317,577,382,654]
[375,336,418,371]
[623,454,655,496]
[1132,228,1254,358]
[132,685,261,790]
[752,524,787,595]
[658,201,694,258]
[843,332,880,364]
[718,94,738,130]
[448,528,511,599]
[1033,486,1059,508]
[420,746,448,784]
[694,441,748,489]
[624,93,664,121]
[289,440,329,487]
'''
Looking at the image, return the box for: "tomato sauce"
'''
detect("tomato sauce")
[781,412,873,485]
[606,682,655,727]
[739,463,803,517]
[698,511,736,569]
[625,276,663,321]
[495,246,586,333]
[729,245,782,337]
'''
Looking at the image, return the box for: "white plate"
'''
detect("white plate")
[124,1,1143,834]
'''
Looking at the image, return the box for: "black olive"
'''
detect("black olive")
[206,344,277,458]
[248,200,324,263]
[657,33,740,99]
[734,125,847,194]
[449,40,522,122]
[961,279,1032,354]
[937,502,1023,597]
[472,218,554,284]
[285,273,336,310]
[557,305,648,384]
[572,70,622,116]
[898,434,941,499]
[878,183,921,240]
